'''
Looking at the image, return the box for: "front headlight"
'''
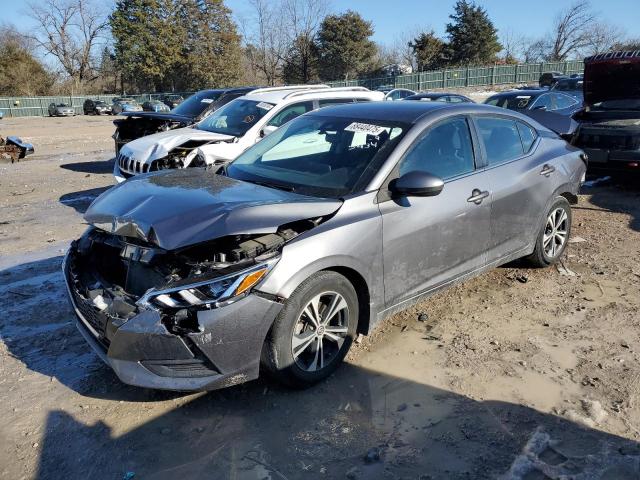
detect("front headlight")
[138,259,277,310]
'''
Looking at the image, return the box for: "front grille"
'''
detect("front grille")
[577,132,640,151]
[67,257,111,348]
[117,152,151,176]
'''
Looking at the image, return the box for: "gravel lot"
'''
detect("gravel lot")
[1,115,640,480]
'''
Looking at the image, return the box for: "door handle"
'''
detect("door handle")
[467,189,489,205]
[540,164,556,176]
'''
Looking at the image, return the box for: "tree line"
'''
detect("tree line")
[1,0,639,96]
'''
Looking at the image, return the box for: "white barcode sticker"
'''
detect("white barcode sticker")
[344,122,386,136]
[201,98,214,104]
[257,102,274,110]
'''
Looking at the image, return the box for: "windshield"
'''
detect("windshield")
[171,91,222,117]
[197,99,274,137]
[226,114,408,198]
[485,94,535,110]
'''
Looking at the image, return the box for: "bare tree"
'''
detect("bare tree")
[242,0,288,85]
[547,0,596,61]
[281,0,328,83]
[584,22,626,56]
[500,28,528,63]
[27,0,108,90]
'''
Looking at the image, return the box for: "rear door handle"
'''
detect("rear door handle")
[540,164,556,176]
[467,189,490,205]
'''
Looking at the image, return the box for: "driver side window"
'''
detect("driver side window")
[399,117,475,180]
[267,101,314,128]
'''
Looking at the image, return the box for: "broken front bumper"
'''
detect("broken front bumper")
[62,248,283,391]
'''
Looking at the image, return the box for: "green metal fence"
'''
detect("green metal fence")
[0,60,585,118]
[326,60,585,92]
[0,92,194,118]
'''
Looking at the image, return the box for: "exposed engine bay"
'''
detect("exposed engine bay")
[67,216,323,342]
[113,116,187,154]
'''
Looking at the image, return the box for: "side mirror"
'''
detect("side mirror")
[389,171,444,197]
[261,125,278,138]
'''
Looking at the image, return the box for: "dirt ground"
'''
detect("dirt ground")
[1,115,640,480]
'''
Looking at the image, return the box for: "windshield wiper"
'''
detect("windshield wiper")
[247,179,296,192]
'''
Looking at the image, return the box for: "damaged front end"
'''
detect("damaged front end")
[113,116,187,155]
[63,217,321,389]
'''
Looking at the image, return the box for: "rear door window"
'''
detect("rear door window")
[476,117,524,165]
[267,101,314,128]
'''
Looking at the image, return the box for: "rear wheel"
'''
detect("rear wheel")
[527,197,572,267]
[262,271,358,388]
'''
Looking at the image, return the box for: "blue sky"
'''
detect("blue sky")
[4,0,640,44]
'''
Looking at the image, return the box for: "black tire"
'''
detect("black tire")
[262,271,359,388]
[527,197,572,267]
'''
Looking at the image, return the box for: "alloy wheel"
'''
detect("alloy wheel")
[543,207,568,258]
[291,292,350,372]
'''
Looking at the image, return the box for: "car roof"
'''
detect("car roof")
[240,85,384,104]
[489,89,546,98]
[307,101,514,123]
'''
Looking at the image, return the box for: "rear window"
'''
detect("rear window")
[485,94,534,110]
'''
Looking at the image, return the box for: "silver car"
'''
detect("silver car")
[48,103,75,117]
[63,102,586,391]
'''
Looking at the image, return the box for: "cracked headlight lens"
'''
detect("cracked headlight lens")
[139,260,276,310]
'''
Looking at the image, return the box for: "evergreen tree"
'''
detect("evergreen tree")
[282,35,318,84]
[110,0,242,92]
[446,1,501,65]
[177,0,242,90]
[409,31,448,71]
[316,11,377,80]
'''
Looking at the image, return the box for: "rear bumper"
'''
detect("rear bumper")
[62,248,283,391]
[584,147,640,174]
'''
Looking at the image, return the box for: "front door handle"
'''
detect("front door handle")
[467,189,489,205]
[540,164,556,176]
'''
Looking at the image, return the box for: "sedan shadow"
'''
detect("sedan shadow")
[60,158,115,175]
[32,365,640,480]
[59,186,111,214]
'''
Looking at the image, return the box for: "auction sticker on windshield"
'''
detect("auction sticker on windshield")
[345,122,386,136]
[257,102,274,111]
[201,99,214,104]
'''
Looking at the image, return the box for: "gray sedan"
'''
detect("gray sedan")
[48,103,75,117]
[63,102,586,391]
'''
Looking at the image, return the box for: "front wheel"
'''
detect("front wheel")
[527,197,572,267]
[262,271,358,388]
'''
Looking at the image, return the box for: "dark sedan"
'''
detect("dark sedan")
[162,94,184,109]
[484,90,582,116]
[404,92,473,103]
[142,100,171,113]
[112,87,257,154]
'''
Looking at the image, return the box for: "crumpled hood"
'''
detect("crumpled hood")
[584,53,640,106]
[120,127,234,164]
[84,169,343,250]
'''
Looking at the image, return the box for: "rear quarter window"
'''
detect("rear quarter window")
[516,122,537,153]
